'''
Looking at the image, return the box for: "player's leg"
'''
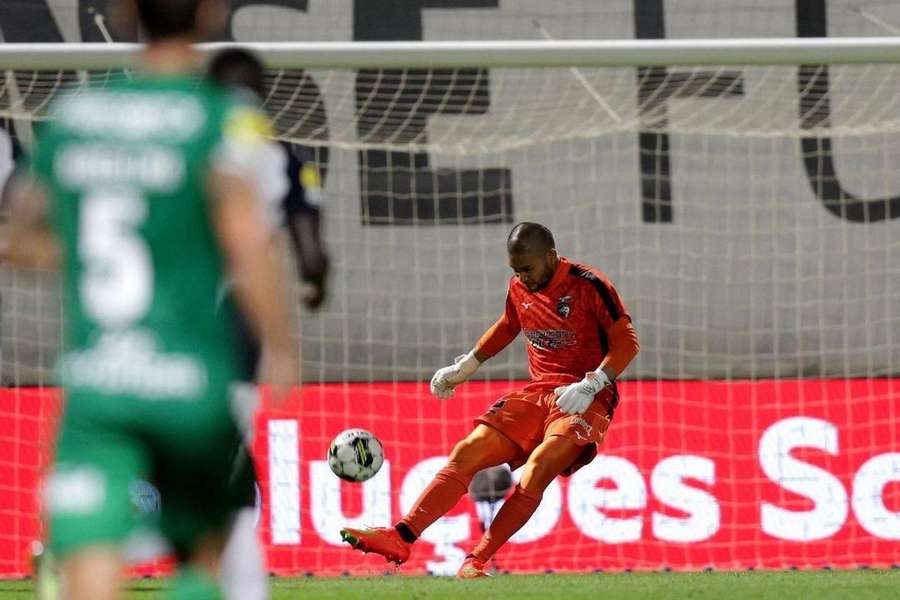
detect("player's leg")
[59,546,120,600]
[156,402,247,600]
[464,433,584,573]
[340,423,520,563]
[161,467,235,600]
[47,413,148,600]
[397,423,520,538]
[171,529,230,600]
[391,391,547,546]
[461,392,614,577]
[163,504,231,599]
[220,507,265,600]
[220,380,268,600]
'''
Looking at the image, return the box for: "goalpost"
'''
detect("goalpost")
[0,38,898,576]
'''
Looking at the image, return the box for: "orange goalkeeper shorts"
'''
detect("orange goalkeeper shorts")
[474,387,615,476]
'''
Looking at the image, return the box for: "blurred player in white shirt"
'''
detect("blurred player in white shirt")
[206,47,329,600]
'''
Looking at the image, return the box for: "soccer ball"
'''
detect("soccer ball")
[327,428,384,482]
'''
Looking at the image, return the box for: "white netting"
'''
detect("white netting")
[1,57,898,383]
[0,0,899,580]
[5,62,900,146]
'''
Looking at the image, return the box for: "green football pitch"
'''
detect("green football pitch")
[1,570,899,599]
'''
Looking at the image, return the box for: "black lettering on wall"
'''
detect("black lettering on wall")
[353,0,512,225]
[796,0,900,221]
[0,2,331,182]
[79,0,311,43]
[634,0,744,223]
[233,0,308,11]
[634,1,670,223]
[0,0,62,42]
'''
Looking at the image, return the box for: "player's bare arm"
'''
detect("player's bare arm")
[1,175,58,270]
[286,208,330,310]
[210,167,298,400]
[429,307,521,399]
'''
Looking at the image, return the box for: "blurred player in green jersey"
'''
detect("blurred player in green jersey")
[1,1,298,598]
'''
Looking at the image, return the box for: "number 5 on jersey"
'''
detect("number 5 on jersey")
[79,188,153,329]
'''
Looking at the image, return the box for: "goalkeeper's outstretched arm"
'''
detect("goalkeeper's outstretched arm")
[473,299,521,362]
[211,166,298,403]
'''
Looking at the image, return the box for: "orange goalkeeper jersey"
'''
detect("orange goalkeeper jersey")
[477,257,638,393]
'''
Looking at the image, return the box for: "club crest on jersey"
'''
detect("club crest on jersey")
[556,296,573,319]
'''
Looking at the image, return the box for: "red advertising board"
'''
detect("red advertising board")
[1,379,898,577]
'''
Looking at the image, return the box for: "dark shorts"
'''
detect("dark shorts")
[47,392,243,558]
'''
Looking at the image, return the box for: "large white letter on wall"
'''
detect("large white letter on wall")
[852,452,900,540]
[568,455,646,543]
[651,455,720,543]
[268,419,300,544]
[759,417,848,541]
[310,460,391,545]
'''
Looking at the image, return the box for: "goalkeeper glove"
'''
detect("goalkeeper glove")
[430,351,481,399]
[554,368,611,415]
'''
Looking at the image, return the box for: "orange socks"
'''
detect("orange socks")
[471,484,541,562]
[398,471,545,564]
[398,466,472,538]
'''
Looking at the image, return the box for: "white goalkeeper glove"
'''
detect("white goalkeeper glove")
[430,351,481,399]
[554,369,612,415]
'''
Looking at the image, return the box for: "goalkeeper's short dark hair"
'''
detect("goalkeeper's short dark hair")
[134,0,208,40]
[207,48,266,98]
[507,221,556,255]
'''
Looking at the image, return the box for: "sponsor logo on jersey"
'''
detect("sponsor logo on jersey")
[59,328,208,398]
[570,415,593,441]
[523,329,576,350]
[55,143,184,191]
[57,92,205,140]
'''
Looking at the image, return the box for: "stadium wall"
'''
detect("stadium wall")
[1,1,899,384]
[1,380,898,576]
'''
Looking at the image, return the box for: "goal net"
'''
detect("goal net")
[1,28,899,580]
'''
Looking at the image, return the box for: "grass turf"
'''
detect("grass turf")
[1,569,898,599]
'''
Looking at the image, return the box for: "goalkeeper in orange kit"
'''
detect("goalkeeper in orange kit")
[341,222,640,577]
